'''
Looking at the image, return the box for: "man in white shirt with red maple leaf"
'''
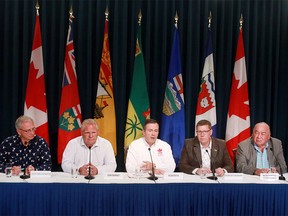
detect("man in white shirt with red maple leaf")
[126,119,176,175]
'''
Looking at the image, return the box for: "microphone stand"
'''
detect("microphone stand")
[84,146,95,180]
[270,146,286,181]
[20,141,30,179]
[147,148,158,182]
[20,166,30,179]
[206,149,218,180]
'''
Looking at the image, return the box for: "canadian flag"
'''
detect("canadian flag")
[24,14,49,144]
[225,28,250,161]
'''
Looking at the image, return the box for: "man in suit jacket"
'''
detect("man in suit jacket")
[236,122,287,175]
[179,119,233,176]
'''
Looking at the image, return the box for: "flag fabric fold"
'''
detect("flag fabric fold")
[24,13,49,144]
[195,27,217,136]
[124,24,150,149]
[225,28,251,161]
[160,24,185,165]
[57,15,82,163]
[94,18,117,155]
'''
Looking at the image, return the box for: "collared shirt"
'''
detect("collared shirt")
[254,143,270,169]
[125,137,176,174]
[61,136,117,174]
[200,142,212,169]
[0,134,51,172]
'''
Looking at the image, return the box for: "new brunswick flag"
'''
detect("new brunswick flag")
[124,23,150,148]
[94,15,117,155]
[58,12,82,163]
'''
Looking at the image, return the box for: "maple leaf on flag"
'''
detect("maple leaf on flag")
[228,75,249,119]
[26,61,46,111]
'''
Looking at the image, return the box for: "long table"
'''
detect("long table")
[0,172,288,215]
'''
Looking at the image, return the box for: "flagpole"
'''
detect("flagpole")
[36,0,39,16]
[104,6,108,20]
[208,11,212,29]
[239,13,243,30]
[138,10,142,26]
[174,11,178,27]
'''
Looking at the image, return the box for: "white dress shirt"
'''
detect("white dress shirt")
[61,136,117,174]
[125,137,176,174]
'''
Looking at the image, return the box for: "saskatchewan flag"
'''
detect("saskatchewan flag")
[124,24,150,148]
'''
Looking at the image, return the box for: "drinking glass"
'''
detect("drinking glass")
[71,166,78,178]
[5,163,12,177]
[135,167,142,180]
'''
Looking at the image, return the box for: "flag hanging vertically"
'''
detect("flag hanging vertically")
[24,5,49,144]
[124,13,150,149]
[225,15,250,161]
[58,9,82,163]
[160,15,185,165]
[94,9,117,155]
[195,14,217,136]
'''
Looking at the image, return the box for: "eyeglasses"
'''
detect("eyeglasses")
[19,127,36,133]
[196,130,211,135]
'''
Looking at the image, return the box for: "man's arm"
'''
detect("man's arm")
[179,141,195,174]
[96,141,117,174]
[36,138,51,171]
[236,141,256,174]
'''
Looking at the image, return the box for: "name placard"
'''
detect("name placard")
[223,173,244,180]
[104,173,124,179]
[164,173,184,180]
[30,171,51,178]
[260,173,279,181]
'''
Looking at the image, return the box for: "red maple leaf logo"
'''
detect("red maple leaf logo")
[25,61,47,111]
[228,75,249,119]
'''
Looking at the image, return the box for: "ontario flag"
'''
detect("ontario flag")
[225,26,250,161]
[195,27,217,137]
[24,11,49,144]
[124,22,150,149]
[160,22,185,165]
[94,15,117,155]
[57,12,82,163]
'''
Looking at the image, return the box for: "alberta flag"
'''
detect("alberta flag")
[195,27,217,136]
[124,23,150,148]
[95,16,117,155]
[160,23,185,165]
[24,10,49,144]
[225,27,250,161]
[58,13,82,163]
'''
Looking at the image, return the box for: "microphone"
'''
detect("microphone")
[20,166,30,179]
[20,141,30,179]
[84,146,95,180]
[147,148,158,181]
[206,149,218,180]
[270,147,285,180]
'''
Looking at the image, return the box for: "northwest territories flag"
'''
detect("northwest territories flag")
[195,27,217,136]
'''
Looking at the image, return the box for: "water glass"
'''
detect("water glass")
[135,167,142,180]
[71,167,78,178]
[5,163,12,177]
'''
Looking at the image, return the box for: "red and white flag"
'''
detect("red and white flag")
[24,13,49,144]
[225,28,250,161]
[58,13,82,163]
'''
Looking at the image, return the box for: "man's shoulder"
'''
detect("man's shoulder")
[238,137,252,147]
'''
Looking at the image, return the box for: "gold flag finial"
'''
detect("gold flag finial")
[138,10,142,25]
[105,6,109,21]
[208,11,212,28]
[69,6,74,19]
[239,13,243,30]
[174,11,179,25]
[36,0,40,16]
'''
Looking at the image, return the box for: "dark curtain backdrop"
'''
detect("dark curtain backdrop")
[0,0,287,171]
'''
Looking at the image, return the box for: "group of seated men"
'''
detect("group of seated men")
[0,115,286,177]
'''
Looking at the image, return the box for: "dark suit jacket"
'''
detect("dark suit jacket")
[179,137,234,174]
[236,137,287,174]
